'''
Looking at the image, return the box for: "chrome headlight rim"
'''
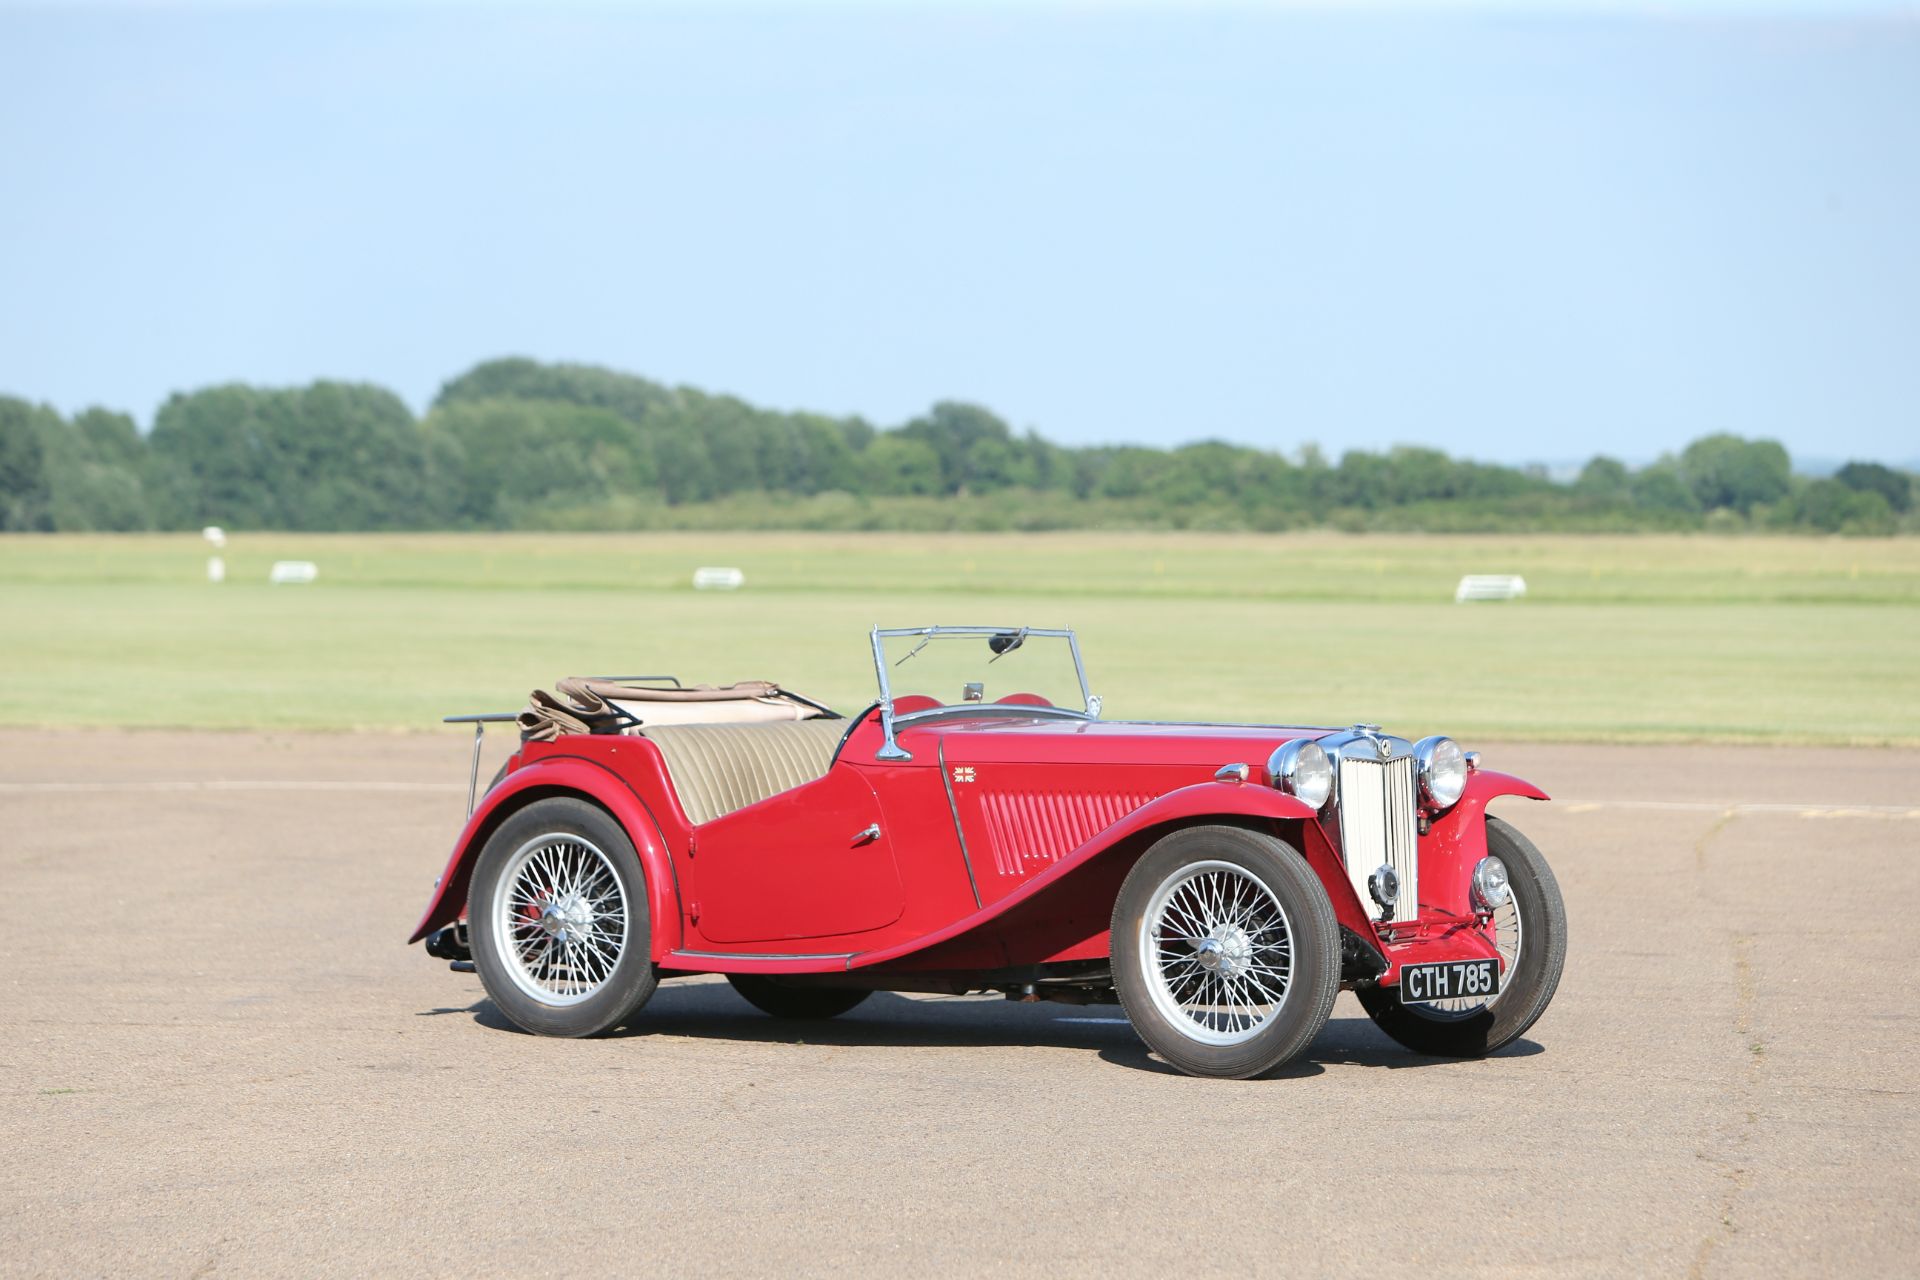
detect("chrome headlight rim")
[1471,855,1512,911]
[1413,734,1468,809]
[1268,739,1333,809]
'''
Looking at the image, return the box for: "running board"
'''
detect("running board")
[661,948,857,974]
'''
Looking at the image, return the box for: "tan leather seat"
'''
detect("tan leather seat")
[640,720,848,825]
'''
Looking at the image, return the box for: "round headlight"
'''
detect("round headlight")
[1472,855,1511,910]
[1414,735,1467,808]
[1268,740,1333,809]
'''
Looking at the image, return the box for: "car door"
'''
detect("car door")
[687,764,906,945]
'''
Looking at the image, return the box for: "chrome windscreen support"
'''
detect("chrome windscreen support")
[870,627,913,761]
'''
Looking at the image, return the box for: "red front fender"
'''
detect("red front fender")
[406,755,683,955]
[1419,768,1550,918]
[848,778,1337,971]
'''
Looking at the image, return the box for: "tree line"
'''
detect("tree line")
[1,357,1912,535]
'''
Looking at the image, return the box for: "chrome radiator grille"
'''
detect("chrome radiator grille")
[1336,754,1420,924]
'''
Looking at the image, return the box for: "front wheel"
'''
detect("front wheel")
[1112,825,1341,1079]
[1357,815,1566,1057]
[468,797,658,1037]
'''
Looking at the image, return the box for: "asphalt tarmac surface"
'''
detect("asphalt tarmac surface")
[3,731,1915,1277]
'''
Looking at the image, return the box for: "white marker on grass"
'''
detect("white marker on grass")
[203,525,227,583]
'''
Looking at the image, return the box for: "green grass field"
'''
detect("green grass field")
[3,531,1917,744]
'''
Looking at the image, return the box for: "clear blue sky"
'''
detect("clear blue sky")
[1,2,1915,467]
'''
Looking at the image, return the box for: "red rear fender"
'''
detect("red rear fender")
[406,755,682,954]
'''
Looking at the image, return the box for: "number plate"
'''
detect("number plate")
[1399,958,1500,1004]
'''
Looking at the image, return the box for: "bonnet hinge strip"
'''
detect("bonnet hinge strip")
[939,738,985,910]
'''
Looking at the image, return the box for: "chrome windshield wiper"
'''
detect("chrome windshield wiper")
[987,627,1028,663]
[893,633,935,666]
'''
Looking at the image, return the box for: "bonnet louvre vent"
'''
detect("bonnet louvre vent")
[978,790,1154,878]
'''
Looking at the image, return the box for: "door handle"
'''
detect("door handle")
[852,823,882,847]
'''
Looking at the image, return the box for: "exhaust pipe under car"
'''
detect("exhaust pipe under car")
[424,922,471,966]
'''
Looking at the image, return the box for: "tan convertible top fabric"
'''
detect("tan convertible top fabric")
[517,678,827,741]
[640,720,847,825]
[609,698,820,728]
[517,689,595,741]
[556,678,786,704]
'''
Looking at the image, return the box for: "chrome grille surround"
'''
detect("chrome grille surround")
[1321,728,1421,925]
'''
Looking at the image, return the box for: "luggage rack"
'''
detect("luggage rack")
[444,675,682,816]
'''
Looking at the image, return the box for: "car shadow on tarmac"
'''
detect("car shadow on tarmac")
[421,980,1543,1076]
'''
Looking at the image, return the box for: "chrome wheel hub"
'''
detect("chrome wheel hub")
[539,894,596,943]
[1193,926,1254,977]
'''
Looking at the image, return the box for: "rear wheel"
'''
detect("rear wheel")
[726,975,871,1020]
[1112,825,1341,1079]
[469,797,658,1037]
[1357,816,1566,1057]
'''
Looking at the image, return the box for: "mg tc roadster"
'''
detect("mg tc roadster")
[412,626,1565,1079]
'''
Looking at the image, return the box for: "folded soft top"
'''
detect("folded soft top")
[518,678,832,742]
[561,678,783,703]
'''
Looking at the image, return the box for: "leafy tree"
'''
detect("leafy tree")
[1630,462,1701,515]
[149,384,290,528]
[150,381,424,530]
[1574,456,1631,500]
[1382,447,1467,504]
[0,396,54,530]
[897,401,1017,494]
[1834,461,1912,514]
[1156,440,1269,509]
[1024,433,1076,492]
[861,435,943,496]
[434,358,674,424]
[1793,478,1897,535]
[0,398,156,531]
[42,407,152,530]
[1090,447,1174,501]
[74,408,144,467]
[963,434,1037,492]
[10,358,1918,536]
[421,398,656,524]
[277,383,426,530]
[1236,452,1305,522]
[1679,434,1791,513]
[786,414,862,493]
[1332,450,1393,509]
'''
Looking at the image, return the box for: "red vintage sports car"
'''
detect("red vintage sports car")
[413,626,1565,1079]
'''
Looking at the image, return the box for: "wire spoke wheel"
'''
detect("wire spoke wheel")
[1405,893,1522,1022]
[492,833,630,1007]
[1140,860,1294,1047]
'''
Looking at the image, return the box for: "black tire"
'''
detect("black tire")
[468,797,658,1038]
[1112,825,1341,1079]
[726,975,872,1020]
[1357,816,1566,1057]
